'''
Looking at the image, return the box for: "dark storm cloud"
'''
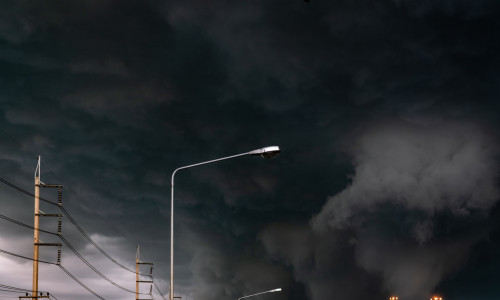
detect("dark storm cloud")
[260,222,384,299]
[354,233,474,300]
[1,0,500,300]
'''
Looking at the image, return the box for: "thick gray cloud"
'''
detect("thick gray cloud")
[313,120,499,232]
[354,233,474,300]
[259,119,499,299]
[260,222,383,300]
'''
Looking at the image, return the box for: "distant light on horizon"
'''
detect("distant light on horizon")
[389,297,398,300]
[431,296,443,300]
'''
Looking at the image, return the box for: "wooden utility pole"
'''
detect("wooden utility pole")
[33,156,41,298]
[136,245,154,300]
[31,156,63,299]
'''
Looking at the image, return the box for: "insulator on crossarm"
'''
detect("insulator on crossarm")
[57,247,62,265]
[58,189,63,205]
[57,218,62,235]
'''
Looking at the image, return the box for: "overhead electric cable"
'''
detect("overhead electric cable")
[152,279,168,300]
[0,209,150,286]
[0,288,22,293]
[49,293,59,300]
[0,248,57,265]
[0,131,164,298]
[57,205,137,274]
[0,283,30,293]
[58,264,105,300]
[0,176,140,275]
[0,283,54,299]
[0,249,99,299]
[0,212,58,235]
[0,177,59,206]
[58,235,147,295]
[0,182,145,296]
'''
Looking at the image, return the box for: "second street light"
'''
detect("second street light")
[237,288,282,300]
[169,146,281,300]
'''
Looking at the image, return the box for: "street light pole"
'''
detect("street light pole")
[169,146,280,300]
[237,288,282,300]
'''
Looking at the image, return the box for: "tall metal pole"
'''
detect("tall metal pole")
[136,245,140,300]
[33,156,41,299]
[170,181,174,300]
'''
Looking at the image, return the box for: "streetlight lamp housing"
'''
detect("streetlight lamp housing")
[248,146,280,159]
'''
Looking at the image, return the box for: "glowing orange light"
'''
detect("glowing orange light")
[389,297,399,300]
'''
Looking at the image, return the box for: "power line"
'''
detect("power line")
[0,177,59,206]
[49,293,59,300]
[0,283,59,300]
[58,235,148,295]
[152,279,168,300]
[0,248,57,265]
[0,212,58,236]
[49,294,59,300]
[0,131,159,299]
[0,211,148,295]
[0,289,23,293]
[0,283,31,293]
[58,264,105,300]
[0,293,22,299]
[57,205,138,274]
[0,248,101,300]
[0,176,140,275]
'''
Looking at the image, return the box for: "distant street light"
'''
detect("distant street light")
[169,146,281,300]
[237,288,282,300]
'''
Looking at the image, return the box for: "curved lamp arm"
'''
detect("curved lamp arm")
[171,146,280,186]
[171,151,247,187]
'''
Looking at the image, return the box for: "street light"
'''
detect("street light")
[169,146,281,300]
[237,288,282,300]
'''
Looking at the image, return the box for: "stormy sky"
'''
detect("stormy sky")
[0,1,499,300]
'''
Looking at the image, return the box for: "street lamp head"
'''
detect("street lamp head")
[270,288,282,292]
[248,146,280,159]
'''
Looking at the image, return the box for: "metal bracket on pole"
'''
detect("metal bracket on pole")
[40,184,64,188]
[34,243,62,247]
[19,292,51,299]
[35,213,63,217]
